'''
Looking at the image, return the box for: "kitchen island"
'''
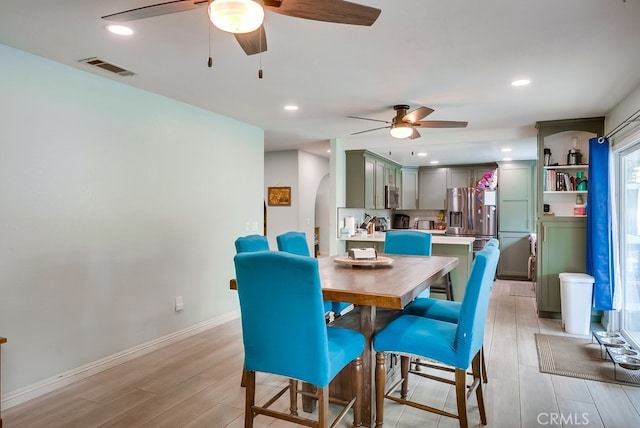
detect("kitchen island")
[340,231,474,302]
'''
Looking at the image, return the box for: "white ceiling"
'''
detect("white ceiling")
[1,0,639,166]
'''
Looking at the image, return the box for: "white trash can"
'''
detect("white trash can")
[559,273,595,335]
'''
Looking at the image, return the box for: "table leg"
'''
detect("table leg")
[359,306,376,427]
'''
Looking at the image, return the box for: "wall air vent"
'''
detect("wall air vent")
[78,57,135,77]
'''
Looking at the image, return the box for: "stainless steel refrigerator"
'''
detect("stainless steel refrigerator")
[445,187,498,252]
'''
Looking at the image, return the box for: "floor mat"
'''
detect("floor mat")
[535,333,640,386]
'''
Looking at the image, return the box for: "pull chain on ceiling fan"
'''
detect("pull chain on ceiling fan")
[349,104,468,140]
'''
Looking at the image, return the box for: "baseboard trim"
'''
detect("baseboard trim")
[2,310,240,409]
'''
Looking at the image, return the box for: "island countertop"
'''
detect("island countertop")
[339,232,475,246]
[340,231,475,302]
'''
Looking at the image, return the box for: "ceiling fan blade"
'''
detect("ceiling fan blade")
[234,25,268,55]
[414,120,469,129]
[351,125,391,135]
[265,0,381,26]
[408,128,421,139]
[101,0,208,22]
[347,115,391,124]
[403,106,434,124]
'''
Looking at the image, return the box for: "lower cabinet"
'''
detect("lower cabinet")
[497,232,531,279]
[537,218,586,316]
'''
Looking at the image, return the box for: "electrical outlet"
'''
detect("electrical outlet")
[175,296,184,312]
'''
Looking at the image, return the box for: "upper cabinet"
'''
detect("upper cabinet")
[447,164,498,189]
[401,167,418,209]
[346,150,402,209]
[447,168,472,188]
[418,168,447,210]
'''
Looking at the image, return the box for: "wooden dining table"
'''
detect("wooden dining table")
[230,253,459,427]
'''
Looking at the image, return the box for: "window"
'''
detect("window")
[620,142,640,347]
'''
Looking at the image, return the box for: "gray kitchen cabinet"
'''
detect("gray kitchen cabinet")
[401,167,418,209]
[375,160,385,208]
[447,168,471,188]
[346,150,401,209]
[538,218,587,315]
[472,166,498,187]
[497,161,535,279]
[418,167,447,210]
[446,164,498,188]
[497,232,531,278]
[384,164,397,187]
[498,161,535,232]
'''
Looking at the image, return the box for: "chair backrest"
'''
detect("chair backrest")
[235,234,269,253]
[454,245,500,364]
[383,230,432,256]
[234,251,331,386]
[276,231,310,257]
[485,238,500,249]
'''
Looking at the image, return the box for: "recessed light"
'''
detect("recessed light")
[430,160,439,164]
[106,24,134,36]
[503,157,512,161]
[511,79,530,87]
[501,147,512,152]
[284,105,298,111]
[327,149,331,153]
[417,152,427,157]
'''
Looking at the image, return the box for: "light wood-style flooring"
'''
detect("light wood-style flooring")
[4,279,640,427]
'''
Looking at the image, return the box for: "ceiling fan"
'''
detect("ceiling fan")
[349,104,468,140]
[102,0,381,56]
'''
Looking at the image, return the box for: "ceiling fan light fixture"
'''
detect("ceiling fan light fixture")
[390,123,413,139]
[208,0,264,34]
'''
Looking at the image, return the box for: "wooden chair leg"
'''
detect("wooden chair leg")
[473,353,487,425]
[244,370,256,428]
[400,355,410,399]
[289,379,298,416]
[455,368,469,428]
[353,356,363,427]
[240,366,248,387]
[481,347,488,383]
[317,385,329,428]
[375,352,386,428]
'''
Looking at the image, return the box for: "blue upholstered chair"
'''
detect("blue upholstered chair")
[276,231,351,317]
[383,230,454,300]
[234,251,365,428]
[402,238,500,383]
[235,234,269,253]
[373,246,500,428]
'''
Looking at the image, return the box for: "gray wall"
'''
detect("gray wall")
[0,44,264,396]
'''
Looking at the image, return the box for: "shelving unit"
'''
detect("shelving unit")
[535,117,604,317]
[542,138,590,217]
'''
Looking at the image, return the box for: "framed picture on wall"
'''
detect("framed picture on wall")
[268,186,291,206]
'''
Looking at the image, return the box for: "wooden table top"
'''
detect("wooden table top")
[230,254,458,310]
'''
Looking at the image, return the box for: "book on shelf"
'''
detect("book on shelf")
[544,169,575,191]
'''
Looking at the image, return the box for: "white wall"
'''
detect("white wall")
[264,151,329,252]
[607,81,640,147]
[0,44,264,397]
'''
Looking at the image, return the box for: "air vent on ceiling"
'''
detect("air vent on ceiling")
[78,57,135,77]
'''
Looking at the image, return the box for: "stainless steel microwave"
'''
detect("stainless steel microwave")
[385,186,399,209]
